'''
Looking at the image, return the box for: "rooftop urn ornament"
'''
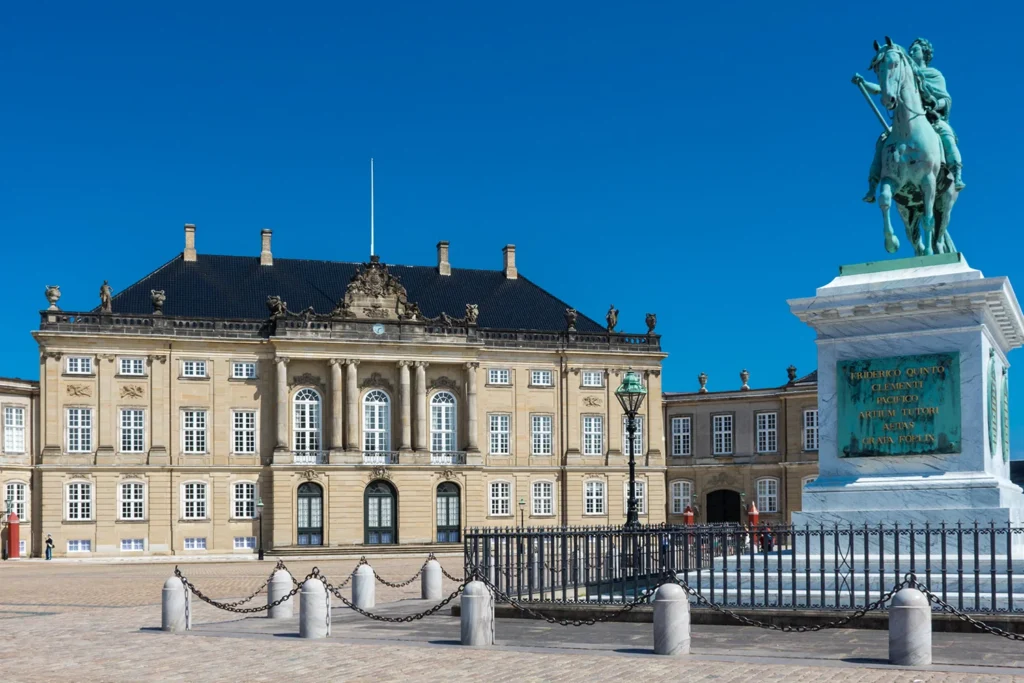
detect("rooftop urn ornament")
[150,290,166,315]
[606,305,618,333]
[565,308,578,332]
[740,369,750,391]
[615,369,648,528]
[787,365,798,383]
[99,280,113,313]
[645,313,657,334]
[44,285,61,311]
[698,372,708,393]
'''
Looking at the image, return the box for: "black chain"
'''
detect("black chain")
[909,577,1024,641]
[174,565,318,614]
[478,575,651,626]
[440,564,464,582]
[325,580,466,622]
[375,556,432,588]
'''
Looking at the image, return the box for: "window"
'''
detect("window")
[803,409,819,451]
[66,482,92,520]
[67,539,91,552]
[802,476,817,489]
[182,482,207,519]
[671,416,691,457]
[4,406,25,453]
[19,540,25,555]
[531,415,552,455]
[5,482,27,520]
[623,480,647,515]
[234,482,256,519]
[622,415,645,456]
[488,368,510,385]
[182,410,207,453]
[119,409,145,453]
[234,536,257,550]
[430,392,457,452]
[489,414,510,455]
[757,478,779,513]
[363,390,390,451]
[66,408,93,453]
[66,356,93,374]
[756,412,778,454]
[182,360,207,378]
[436,483,460,543]
[582,370,603,387]
[532,481,554,516]
[583,416,603,455]
[712,414,733,455]
[670,480,693,515]
[120,482,145,520]
[584,480,606,515]
[120,538,144,551]
[184,537,207,551]
[119,357,145,376]
[293,388,322,453]
[232,410,257,454]
[232,362,257,379]
[489,481,511,516]
[531,370,552,386]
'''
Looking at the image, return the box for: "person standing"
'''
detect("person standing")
[45,534,54,560]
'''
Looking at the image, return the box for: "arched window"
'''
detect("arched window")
[436,482,460,543]
[297,482,323,546]
[293,388,322,454]
[363,390,390,452]
[365,480,397,544]
[430,392,457,453]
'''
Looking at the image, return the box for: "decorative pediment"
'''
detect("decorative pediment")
[430,376,460,394]
[290,373,325,392]
[333,256,421,321]
[361,372,395,394]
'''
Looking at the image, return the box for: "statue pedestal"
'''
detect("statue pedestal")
[789,254,1024,541]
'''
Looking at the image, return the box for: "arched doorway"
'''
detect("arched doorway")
[297,482,323,546]
[365,480,397,544]
[706,489,741,524]
[436,482,460,543]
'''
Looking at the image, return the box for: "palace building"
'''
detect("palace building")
[4,226,666,557]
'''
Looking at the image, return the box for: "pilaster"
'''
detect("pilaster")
[329,359,344,452]
[95,354,115,464]
[273,356,290,464]
[398,361,412,452]
[344,360,360,452]
[465,362,481,464]
[414,362,428,452]
[148,353,170,465]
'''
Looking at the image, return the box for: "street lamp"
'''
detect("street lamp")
[615,369,648,528]
[518,497,526,528]
[256,496,265,561]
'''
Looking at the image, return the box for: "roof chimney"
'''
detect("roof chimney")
[183,224,196,262]
[260,229,273,266]
[502,244,518,279]
[437,241,451,276]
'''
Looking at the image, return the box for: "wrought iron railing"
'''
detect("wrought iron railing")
[430,451,467,465]
[292,451,326,464]
[362,451,400,465]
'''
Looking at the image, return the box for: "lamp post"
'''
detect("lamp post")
[518,497,526,528]
[256,496,265,561]
[615,369,648,528]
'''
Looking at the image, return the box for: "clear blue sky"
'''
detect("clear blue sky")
[2,3,1022,453]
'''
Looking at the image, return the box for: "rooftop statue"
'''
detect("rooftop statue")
[852,37,963,256]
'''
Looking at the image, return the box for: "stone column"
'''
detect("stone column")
[345,360,360,451]
[465,362,480,455]
[273,357,290,463]
[329,360,344,451]
[414,362,428,451]
[399,361,412,452]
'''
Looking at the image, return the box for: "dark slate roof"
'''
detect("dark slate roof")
[106,254,606,332]
[794,370,817,384]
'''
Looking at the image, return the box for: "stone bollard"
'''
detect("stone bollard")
[299,578,330,639]
[460,580,494,647]
[653,583,690,655]
[162,576,191,632]
[267,568,294,619]
[421,559,442,601]
[889,587,931,666]
[352,564,375,610]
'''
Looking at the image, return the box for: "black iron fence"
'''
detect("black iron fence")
[463,522,1024,613]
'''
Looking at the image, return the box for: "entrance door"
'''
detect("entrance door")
[297,482,323,546]
[705,489,741,524]
[436,482,460,543]
[365,481,397,544]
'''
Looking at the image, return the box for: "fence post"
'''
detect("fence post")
[299,578,330,639]
[352,563,375,609]
[267,568,294,619]
[461,580,494,647]
[653,583,690,655]
[422,559,442,600]
[888,587,931,666]
[161,576,191,632]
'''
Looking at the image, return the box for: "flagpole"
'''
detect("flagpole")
[370,158,375,258]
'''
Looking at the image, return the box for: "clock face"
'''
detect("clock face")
[372,324,385,336]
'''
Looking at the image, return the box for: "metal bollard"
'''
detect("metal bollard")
[299,578,330,639]
[460,580,494,647]
[162,575,191,632]
[888,587,931,666]
[352,564,375,609]
[267,568,294,619]
[653,583,690,655]
[421,559,442,600]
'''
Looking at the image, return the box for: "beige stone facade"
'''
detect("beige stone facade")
[0,377,38,557]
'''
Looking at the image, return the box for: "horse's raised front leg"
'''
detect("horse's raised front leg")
[919,174,937,256]
[878,179,900,254]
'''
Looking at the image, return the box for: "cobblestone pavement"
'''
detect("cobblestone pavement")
[2,556,1023,682]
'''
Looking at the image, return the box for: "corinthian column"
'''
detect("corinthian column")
[466,362,480,453]
[330,359,344,451]
[274,357,290,460]
[345,360,359,451]
[414,362,428,451]
[399,361,412,452]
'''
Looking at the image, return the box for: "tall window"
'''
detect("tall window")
[671,416,691,457]
[670,480,693,515]
[436,482,460,543]
[624,480,647,515]
[583,416,603,455]
[582,370,603,387]
[531,415,552,455]
[712,414,733,455]
[622,415,645,456]
[5,482,27,519]
[182,410,207,453]
[119,357,145,376]
[119,409,145,453]
[66,482,92,520]
[757,478,779,513]
[4,406,25,453]
[232,410,257,454]
[532,481,553,516]
[363,390,390,451]
[66,356,92,374]
[182,360,207,377]
[66,408,93,453]
[182,482,207,519]
[430,392,457,452]
[120,482,145,520]
[234,482,256,518]
[803,409,819,450]
[489,481,511,516]
[584,480,606,515]
[756,412,778,454]
[293,388,321,453]
[489,414,510,455]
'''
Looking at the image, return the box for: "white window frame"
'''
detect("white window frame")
[119,481,146,520]
[65,481,93,521]
[489,413,510,455]
[66,408,93,453]
[293,388,322,453]
[531,480,554,516]
[363,390,391,452]
[712,414,733,455]
[488,368,511,385]
[181,481,208,520]
[670,416,691,457]
[234,536,256,550]
[489,481,512,516]
[803,409,819,451]
[584,480,606,515]
[581,370,603,388]
[231,361,258,379]
[4,406,26,454]
[182,360,207,378]
[531,370,552,387]
[621,415,645,457]
[233,481,257,519]
[232,410,257,454]
[802,476,817,489]
[531,414,552,455]
[66,356,93,375]
[623,479,648,515]
[756,412,778,454]
[120,538,145,552]
[181,410,208,454]
[119,357,145,376]
[67,539,92,552]
[430,392,458,453]
[582,415,603,456]
[119,408,145,453]
[670,480,693,515]
[5,481,28,520]
[757,478,780,513]
[184,537,207,551]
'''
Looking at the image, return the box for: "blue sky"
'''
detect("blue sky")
[2,2,1022,453]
